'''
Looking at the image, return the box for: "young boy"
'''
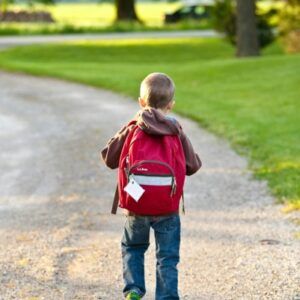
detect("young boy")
[101,73,201,300]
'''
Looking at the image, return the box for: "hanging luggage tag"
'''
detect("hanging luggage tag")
[124,176,145,202]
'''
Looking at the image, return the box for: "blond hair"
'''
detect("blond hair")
[140,73,175,109]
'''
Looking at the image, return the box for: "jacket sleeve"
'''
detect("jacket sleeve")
[101,123,135,169]
[179,131,202,176]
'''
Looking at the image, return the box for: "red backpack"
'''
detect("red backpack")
[115,122,186,215]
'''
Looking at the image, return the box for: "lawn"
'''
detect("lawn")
[0,38,299,210]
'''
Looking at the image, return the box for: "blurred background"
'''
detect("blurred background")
[0,0,299,53]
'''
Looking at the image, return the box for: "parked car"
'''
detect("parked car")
[164,4,213,24]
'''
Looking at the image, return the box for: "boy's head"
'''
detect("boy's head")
[139,72,175,111]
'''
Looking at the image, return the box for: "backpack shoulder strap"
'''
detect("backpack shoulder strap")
[111,123,139,215]
[111,185,119,214]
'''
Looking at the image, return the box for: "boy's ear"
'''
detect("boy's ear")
[167,100,175,111]
[139,97,147,108]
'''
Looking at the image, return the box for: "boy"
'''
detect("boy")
[101,73,201,299]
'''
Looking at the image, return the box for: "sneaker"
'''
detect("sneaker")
[126,291,141,300]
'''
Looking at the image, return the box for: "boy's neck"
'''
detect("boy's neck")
[144,106,169,115]
[157,108,169,115]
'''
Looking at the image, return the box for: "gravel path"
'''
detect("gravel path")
[0,71,299,300]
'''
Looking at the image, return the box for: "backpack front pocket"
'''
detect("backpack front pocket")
[124,160,177,214]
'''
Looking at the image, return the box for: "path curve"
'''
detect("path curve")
[0,71,299,299]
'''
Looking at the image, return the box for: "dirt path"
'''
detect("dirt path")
[0,71,299,300]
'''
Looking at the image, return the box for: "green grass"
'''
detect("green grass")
[0,38,299,209]
[0,20,211,36]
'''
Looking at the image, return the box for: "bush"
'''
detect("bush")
[211,0,276,49]
[278,1,300,53]
[0,10,54,23]
[211,0,236,44]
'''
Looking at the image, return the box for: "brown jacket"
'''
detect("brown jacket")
[101,108,202,175]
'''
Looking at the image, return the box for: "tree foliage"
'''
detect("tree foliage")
[278,0,300,52]
[1,0,13,14]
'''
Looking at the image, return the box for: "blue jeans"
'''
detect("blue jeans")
[121,214,181,299]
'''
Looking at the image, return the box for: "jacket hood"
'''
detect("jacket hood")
[136,107,181,136]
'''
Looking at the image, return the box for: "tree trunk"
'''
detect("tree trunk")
[236,0,260,57]
[115,0,139,22]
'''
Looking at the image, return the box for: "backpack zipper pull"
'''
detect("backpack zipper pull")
[171,177,177,196]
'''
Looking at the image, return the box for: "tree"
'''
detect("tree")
[212,0,275,53]
[115,0,140,22]
[236,0,260,57]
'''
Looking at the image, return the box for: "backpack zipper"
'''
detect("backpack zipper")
[128,160,177,196]
[129,160,175,176]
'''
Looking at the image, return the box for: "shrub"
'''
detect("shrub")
[278,1,300,53]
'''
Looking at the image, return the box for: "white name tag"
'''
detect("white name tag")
[124,177,145,202]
